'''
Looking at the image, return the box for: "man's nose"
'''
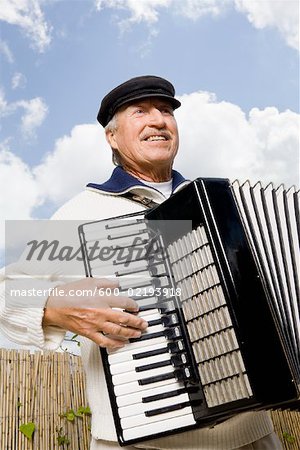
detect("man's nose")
[148,108,166,127]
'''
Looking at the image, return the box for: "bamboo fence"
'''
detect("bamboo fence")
[0,348,299,450]
[0,349,90,450]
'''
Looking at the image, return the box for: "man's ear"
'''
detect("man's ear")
[105,128,118,150]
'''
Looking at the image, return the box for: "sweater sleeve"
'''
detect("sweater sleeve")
[0,266,66,350]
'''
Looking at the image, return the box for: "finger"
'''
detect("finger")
[111,310,148,330]
[88,331,127,349]
[102,321,142,339]
[107,295,139,311]
[93,277,119,289]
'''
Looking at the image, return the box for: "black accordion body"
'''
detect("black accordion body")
[78,178,300,446]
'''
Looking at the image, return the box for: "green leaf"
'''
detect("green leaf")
[57,434,70,445]
[75,406,91,417]
[17,401,22,408]
[65,409,76,422]
[282,432,295,443]
[60,409,76,421]
[19,422,35,440]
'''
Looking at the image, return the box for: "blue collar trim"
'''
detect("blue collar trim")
[87,166,187,194]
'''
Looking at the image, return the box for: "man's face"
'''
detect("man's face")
[106,98,179,178]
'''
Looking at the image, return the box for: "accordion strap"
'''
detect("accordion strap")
[121,192,159,209]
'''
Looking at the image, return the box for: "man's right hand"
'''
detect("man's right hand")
[42,278,148,349]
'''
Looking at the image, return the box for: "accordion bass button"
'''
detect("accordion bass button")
[167,340,185,353]
[164,326,182,339]
[175,366,193,382]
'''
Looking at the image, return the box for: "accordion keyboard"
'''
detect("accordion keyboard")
[79,217,199,442]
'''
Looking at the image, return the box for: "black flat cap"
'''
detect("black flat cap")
[97,75,181,127]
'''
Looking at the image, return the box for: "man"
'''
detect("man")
[0,76,283,449]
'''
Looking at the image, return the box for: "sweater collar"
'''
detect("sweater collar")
[86,166,188,195]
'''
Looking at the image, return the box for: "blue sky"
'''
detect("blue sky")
[0,0,299,349]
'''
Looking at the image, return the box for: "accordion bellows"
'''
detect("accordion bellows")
[79,178,299,446]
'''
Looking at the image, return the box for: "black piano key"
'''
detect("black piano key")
[147,318,162,327]
[159,300,176,313]
[132,346,168,360]
[105,219,145,230]
[151,266,167,276]
[168,340,185,353]
[145,401,190,417]
[129,331,165,343]
[137,304,159,312]
[115,266,149,277]
[142,387,187,403]
[136,359,171,372]
[142,385,200,403]
[138,372,175,385]
[138,300,176,313]
[130,326,182,343]
[175,367,192,381]
[164,326,182,339]
[171,353,187,367]
[162,313,179,327]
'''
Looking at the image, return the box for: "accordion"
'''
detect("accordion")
[78,178,300,446]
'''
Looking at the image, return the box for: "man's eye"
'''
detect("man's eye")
[134,109,144,115]
[161,108,173,115]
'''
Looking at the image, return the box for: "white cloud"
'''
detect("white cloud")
[0,89,10,116]
[0,0,52,53]
[0,144,43,249]
[0,124,112,250]
[11,72,27,90]
[0,90,48,139]
[0,39,14,63]
[18,97,48,139]
[235,0,299,51]
[95,0,171,24]
[175,0,231,20]
[33,123,112,204]
[0,145,41,219]
[95,0,299,51]
[175,91,299,186]
[95,0,171,36]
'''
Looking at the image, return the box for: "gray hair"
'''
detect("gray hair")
[105,114,122,166]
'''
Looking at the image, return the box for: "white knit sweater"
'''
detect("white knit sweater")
[0,184,273,449]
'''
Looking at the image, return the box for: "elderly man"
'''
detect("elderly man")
[1,76,283,450]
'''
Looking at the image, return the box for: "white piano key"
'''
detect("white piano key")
[122,411,196,441]
[108,336,167,355]
[110,352,170,375]
[114,261,149,275]
[136,308,159,318]
[119,276,153,290]
[116,381,184,407]
[141,323,165,335]
[135,297,158,308]
[121,405,194,429]
[118,392,190,418]
[112,365,174,385]
[139,312,161,323]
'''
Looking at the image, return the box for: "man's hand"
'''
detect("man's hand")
[42,278,148,349]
